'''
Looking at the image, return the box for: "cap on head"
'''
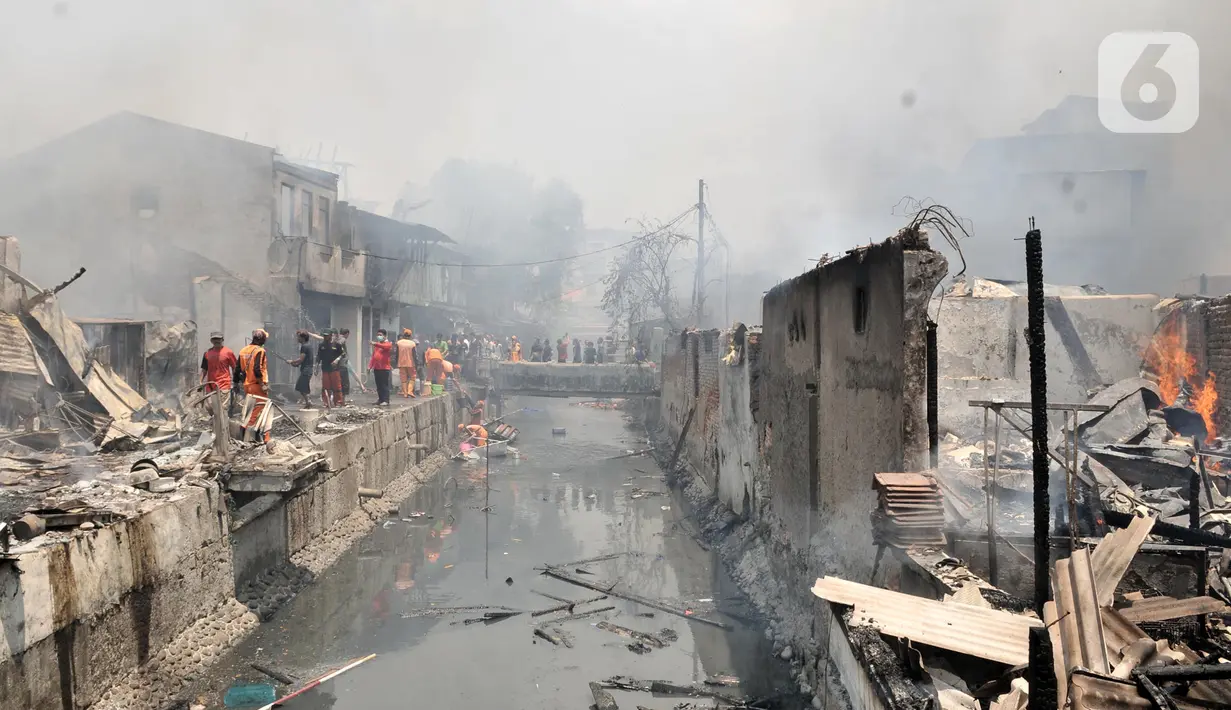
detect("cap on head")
[251,329,268,344]
[209,331,224,341]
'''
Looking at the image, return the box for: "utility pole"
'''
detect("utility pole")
[695,179,706,325]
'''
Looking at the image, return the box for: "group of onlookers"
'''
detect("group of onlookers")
[509,335,647,365]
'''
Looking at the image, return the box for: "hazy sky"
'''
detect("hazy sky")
[0,0,1224,279]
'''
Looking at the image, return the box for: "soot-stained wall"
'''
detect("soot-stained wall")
[659,236,946,584]
[758,238,946,581]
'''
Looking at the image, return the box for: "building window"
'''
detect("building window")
[302,190,314,238]
[280,184,294,236]
[317,197,329,241]
[854,286,868,334]
[131,186,159,219]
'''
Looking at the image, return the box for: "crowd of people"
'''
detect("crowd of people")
[197,327,649,449]
[507,334,647,364]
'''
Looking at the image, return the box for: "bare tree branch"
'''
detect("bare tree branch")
[601,219,694,334]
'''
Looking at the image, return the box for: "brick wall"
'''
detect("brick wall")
[1204,295,1231,432]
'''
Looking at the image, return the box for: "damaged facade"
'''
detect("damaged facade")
[0,111,475,385]
[658,228,1231,708]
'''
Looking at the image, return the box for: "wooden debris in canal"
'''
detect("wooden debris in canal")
[533,625,574,648]
[529,594,609,617]
[589,681,620,710]
[549,605,616,623]
[595,621,669,649]
[540,566,733,629]
[458,611,522,625]
[599,676,747,706]
[249,662,295,685]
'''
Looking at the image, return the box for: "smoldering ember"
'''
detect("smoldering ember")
[4,15,1231,710]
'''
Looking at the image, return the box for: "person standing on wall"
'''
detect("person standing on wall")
[369,329,393,406]
[318,329,346,408]
[283,330,315,408]
[336,328,363,397]
[510,336,522,362]
[200,331,237,413]
[396,328,418,398]
[237,329,273,450]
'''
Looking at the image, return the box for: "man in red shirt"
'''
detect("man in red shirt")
[200,331,237,411]
[369,329,393,406]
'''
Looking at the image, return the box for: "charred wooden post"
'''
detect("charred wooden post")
[1028,626,1058,710]
[927,319,939,469]
[1190,468,1201,530]
[1025,219,1050,614]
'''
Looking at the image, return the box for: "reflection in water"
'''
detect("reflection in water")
[195,398,795,710]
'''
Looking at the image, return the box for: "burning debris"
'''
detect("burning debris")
[860,288,1231,708]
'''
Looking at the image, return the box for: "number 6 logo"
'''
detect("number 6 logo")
[1099,32,1199,134]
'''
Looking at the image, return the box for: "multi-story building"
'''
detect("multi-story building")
[0,111,467,384]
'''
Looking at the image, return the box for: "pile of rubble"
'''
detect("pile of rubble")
[847,355,1231,706]
[0,262,337,552]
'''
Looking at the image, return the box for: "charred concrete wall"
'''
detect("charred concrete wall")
[660,236,946,571]
[660,330,727,495]
[0,396,460,710]
[935,289,1159,436]
[0,112,279,319]
[0,485,234,709]
[656,236,947,710]
[757,239,945,579]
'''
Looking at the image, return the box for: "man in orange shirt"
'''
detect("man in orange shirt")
[396,329,418,398]
[200,331,237,413]
[424,343,445,386]
[237,329,272,449]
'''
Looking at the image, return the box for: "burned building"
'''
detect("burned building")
[0,112,473,386]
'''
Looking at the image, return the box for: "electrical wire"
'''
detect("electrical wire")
[301,205,699,269]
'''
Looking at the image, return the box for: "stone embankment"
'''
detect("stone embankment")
[0,395,462,710]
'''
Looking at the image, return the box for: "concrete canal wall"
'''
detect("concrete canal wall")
[0,394,462,710]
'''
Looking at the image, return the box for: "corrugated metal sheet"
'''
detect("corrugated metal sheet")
[1043,601,1069,707]
[1100,607,1150,667]
[1119,595,1229,623]
[1091,514,1155,606]
[1070,670,1210,710]
[0,312,44,378]
[812,576,1042,666]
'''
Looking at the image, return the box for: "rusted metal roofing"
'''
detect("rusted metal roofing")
[0,312,47,380]
[811,576,1042,666]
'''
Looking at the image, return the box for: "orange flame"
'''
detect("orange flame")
[1143,324,1218,442]
[1192,372,1219,444]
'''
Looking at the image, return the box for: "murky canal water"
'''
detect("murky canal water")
[192,398,795,709]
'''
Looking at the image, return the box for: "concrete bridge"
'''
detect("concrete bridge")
[487,362,660,397]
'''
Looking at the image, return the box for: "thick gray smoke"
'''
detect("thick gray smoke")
[0,1,1227,295]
